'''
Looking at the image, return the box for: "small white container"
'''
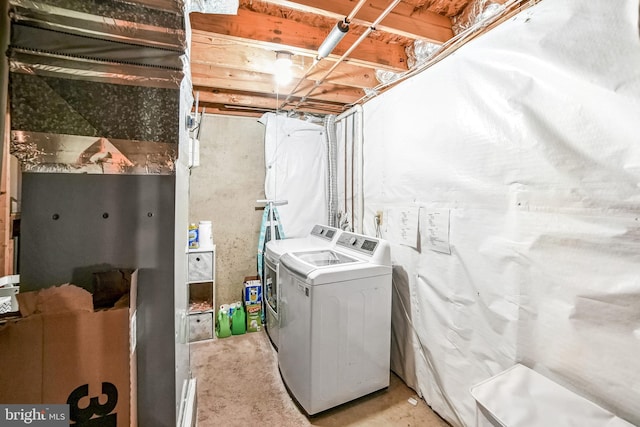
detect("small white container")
[198,220,214,249]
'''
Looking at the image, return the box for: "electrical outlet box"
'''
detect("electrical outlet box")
[375,211,383,226]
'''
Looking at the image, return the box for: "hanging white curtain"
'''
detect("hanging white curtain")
[259,113,327,238]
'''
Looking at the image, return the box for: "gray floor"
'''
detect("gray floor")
[190,331,450,426]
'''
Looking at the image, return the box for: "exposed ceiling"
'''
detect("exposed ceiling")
[189,0,524,117]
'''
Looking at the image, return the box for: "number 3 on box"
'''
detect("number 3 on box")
[67,382,118,426]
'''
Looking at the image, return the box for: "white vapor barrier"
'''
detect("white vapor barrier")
[361,0,640,426]
[259,113,327,238]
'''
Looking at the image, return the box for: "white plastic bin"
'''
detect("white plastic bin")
[198,220,214,249]
[470,364,634,427]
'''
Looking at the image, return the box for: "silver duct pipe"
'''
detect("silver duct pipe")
[324,114,338,227]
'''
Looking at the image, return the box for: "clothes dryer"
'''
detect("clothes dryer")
[263,225,341,350]
[278,232,392,415]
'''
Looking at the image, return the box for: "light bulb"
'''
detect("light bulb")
[274,51,293,85]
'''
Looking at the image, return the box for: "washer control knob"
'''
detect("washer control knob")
[350,237,358,245]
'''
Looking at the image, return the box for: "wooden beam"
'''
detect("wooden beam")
[0,108,11,275]
[191,34,379,89]
[194,86,346,111]
[259,0,453,42]
[190,10,410,71]
[198,106,264,118]
[191,63,364,104]
[197,90,280,110]
[199,101,344,117]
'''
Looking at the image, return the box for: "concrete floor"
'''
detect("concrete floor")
[190,331,450,427]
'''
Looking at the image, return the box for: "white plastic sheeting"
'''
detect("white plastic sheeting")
[259,113,327,238]
[361,0,640,426]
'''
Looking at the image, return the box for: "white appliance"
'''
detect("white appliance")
[278,231,392,415]
[263,224,341,350]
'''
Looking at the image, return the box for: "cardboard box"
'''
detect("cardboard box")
[0,270,138,426]
[243,275,262,306]
[245,303,262,333]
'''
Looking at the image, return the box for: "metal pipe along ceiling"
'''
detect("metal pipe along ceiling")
[279,0,371,110]
[346,0,368,23]
[286,0,403,113]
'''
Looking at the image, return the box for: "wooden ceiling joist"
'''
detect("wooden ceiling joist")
[187,0,519,117]
[195,87,347,112]
[191,63,364,104]
[189,10,410,72]
[261,0,454,43]
[190,34,379,89]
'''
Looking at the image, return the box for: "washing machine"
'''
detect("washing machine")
[263,224,341,350]
[278,231,392,415]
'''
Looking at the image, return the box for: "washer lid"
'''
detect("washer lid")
[265,236,321,260]
[293,249,358,267]
[280,250,363,279]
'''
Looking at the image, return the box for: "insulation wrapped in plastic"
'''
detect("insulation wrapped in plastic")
[9,55,183,89]
[9,0,186,50]
[189,0,238,14]
[364,87,379,98]
[10,72,180,142]
[10,132,176,174]
[377,39,442,84]
[375,69,403,85]
[452,0,504,35]
[7,0,187,175]
[406,40,442,70]
[8,1,186,85]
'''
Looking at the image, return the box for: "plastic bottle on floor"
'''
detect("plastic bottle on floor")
[231,302,246,335]
[216,306,231,338]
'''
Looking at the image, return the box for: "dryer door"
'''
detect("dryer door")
[264,257,278,313]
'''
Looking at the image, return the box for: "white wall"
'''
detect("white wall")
[362,0,640,425]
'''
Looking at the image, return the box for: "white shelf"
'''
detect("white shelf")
[187,246,215,342]
[187,244,216,254]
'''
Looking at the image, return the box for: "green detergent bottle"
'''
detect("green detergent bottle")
[216,307,231,338]
[231,302,246,335]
